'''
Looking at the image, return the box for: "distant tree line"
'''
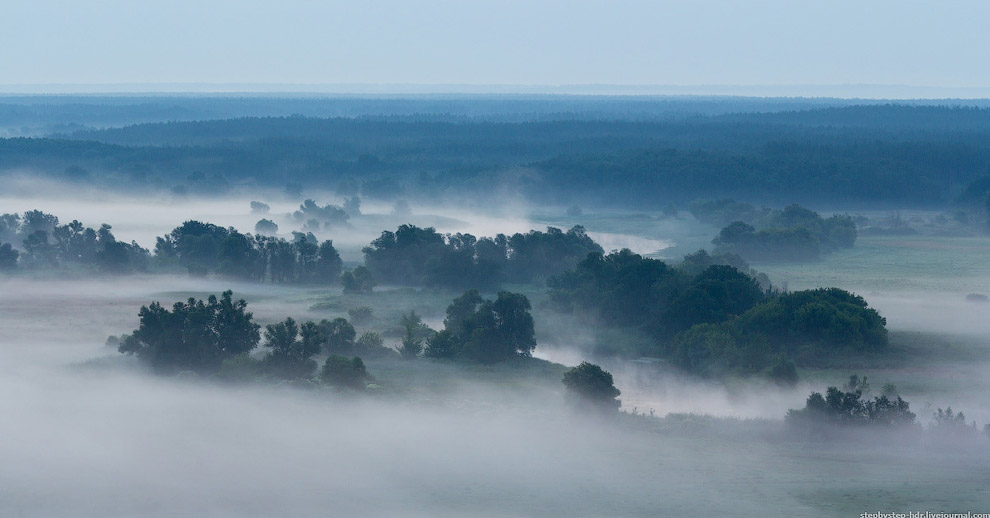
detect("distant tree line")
[693,201,857,262]
[363,224,603,289]
[9,105,990,206]
[0,210,148,272]
[2,212,604,294]
[153,220,343,283]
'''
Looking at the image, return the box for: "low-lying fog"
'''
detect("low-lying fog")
[4,191,990,515]
[3,276,989,516]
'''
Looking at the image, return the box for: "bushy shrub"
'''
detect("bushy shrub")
[562,362,621,414]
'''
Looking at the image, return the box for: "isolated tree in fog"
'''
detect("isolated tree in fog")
[117,290,261,375]
[562,362,621,414]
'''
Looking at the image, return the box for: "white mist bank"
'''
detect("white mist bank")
[0,276,809,517]
[2,276,990,515]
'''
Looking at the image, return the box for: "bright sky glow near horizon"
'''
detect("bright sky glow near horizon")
[1,0,989,96]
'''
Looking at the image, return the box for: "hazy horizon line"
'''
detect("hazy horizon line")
[5,82,990,100]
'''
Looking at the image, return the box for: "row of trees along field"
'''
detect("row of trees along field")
[0,210,603,288]
[115,288,538,378]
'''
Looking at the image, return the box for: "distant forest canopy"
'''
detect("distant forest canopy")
[691,201,857,262]
[0,94,940,135]
[2,104,990,207]
[0,210,148,272]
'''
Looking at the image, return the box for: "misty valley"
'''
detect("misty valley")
[3,97,990,517]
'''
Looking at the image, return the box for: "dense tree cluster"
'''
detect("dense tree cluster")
[549,249,887,377]
[363,224,602,289]
[154,221,342,283]
[117,291,261,375]
[706,203,857,262]
[671,288,886,376]
[786,386,916,430]
[2,214,602,292]
[117,292,382,386]
[423,290,537,364]
[548,249,766,334]
[0,210,148,272]
[292,199,350,231]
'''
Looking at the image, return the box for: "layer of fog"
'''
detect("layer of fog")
[3,276,989,516]
[5,186,990,424]
[0,182,679,263]
[0,277,794,516]
[585,231,672,256]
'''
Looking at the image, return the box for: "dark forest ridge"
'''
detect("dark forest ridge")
[4,94,990,136]
[2,103,989,208]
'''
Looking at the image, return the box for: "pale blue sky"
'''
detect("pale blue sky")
[1,0,987,94]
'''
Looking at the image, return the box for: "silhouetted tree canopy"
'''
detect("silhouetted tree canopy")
[362,224,602,289]
[0,210,149,273]
[117,290,261,375]
[155,220,341,283]
[786,386,916,431]
[562,362,621,414]
[550,249,886,377]
[427,290,537,364]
